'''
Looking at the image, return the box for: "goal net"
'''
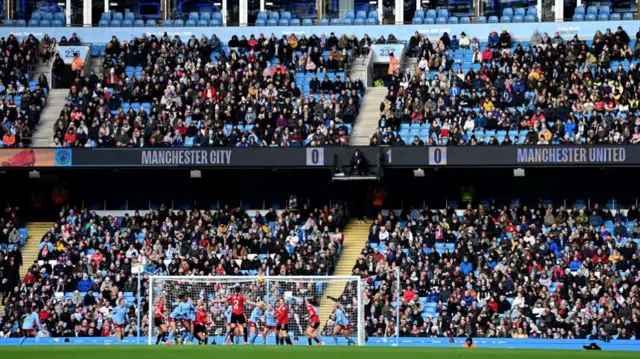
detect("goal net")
[148,276,365,346]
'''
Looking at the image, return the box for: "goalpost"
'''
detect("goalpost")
[147,276,366,346]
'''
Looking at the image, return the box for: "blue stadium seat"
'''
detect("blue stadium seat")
[366,17,377,25]
[134,19,144,27]
[515,8,526,17]
[52,19,63,27]
[425,17,435,24]
[31,12,42,20]
[412,17,423,24]
[185,19,196,26]
[610,13,621,21]
[189,12,199,21]
[356,10,367,19]
[210,19,221,26]
[527,6,538,17]
[624,13,634,20]
[124,12,135,21]
[255,19,266,26]
[586,6,598,15]
[574,5,585,16]
[501,15,511,22]
[414,9,424,19]
[368,10,378,19]
[257,11,268,21]
[341,18,351,25]
[513,15,523,22]
[476,16,486,23]
[28,19,38,27]
[163,19,172,26]
[426,9,436,19]
[291,18,300,26]
[573,14,584,21]
[320,18,329,25]
[39,19,51,27]
[269,11,280,21]
[503,8,513,17]
[3,20,14,27]
[525,14,536,22]
[55,12,65,21]
[99,19,109,27]
[267,19,278,26]
[212,12,223,21]
[437,8,448,19]
[279,19,290,26]
[42,12,53,21]
[489,15,499,23]
[200,12,211,21]
[331,18,341,25]
[281,11,291,20]
[354,18,364,25]
[598,14,609,21]
[198,19,208,26]
[303,18,313,26]
[599,5,610,15]
[448,16,458,24]
[436,17,446,24]
[174,19,184,26]
[461,16,471,24]
[146,19,156,26]
[345,10,355,19]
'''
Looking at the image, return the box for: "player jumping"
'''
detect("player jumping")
[154,296,168,344]
[212,286,259,344]
[113,298,128,341]
[305,299,323,345]
[168,294,195,344]
[247,302,266,344]
[332,304,356,346]
[262,303,278,345]
[275,298,293,345]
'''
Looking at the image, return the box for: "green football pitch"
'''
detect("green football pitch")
[0,346,637,359]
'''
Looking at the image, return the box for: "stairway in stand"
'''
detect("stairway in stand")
[318,220,370,327]
[0,222,53,313]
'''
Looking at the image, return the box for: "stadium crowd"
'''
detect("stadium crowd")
[371,27,640,146]
[0,34,48,147]
[0,198,347,339]
[51,32,365,147]
[355,202,640,339]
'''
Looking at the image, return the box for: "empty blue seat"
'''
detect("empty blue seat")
[527,6,538,17]
[345,10,355,19]
[269,11,280,21]
[124,12,135,21]
[366,17,377,25]
[31,12,42,20]
[356,10,367,19]
[437,8,448,18]
[600,5,610,15]
[210,18,221,26]
[341,18,351,25]
[476,16,486,23]
[425,17,435,24]
[267,19,277,26]
[40,19,51,27]
[112,12,123,21]
[515,8,526,17]
[200,12,211,21]
[134,19,144,27]
[354,18,364,25]
[198,19,208,26]
[513,15,523,22]
[189,12,199,20]
[52,19,63,27]
[414,9,424,19]
[598,14,609,21]
[212,12,222,21]
[255,19,265,26]
[573,14,584,21]
[525,14,536,22]
[174,19,184,26]
[368,10,378,19]
[489,15,499,23]
[503,8,513,17]
[624,13,634,20]
[42,12,53,21]
[281,11,291,20]
[319,18,329,25]
[574,5,585,16]
[610,13,621,21]
[99,19,109,27]
[331,18,341,25]
[55,12,66,21]
[501,15,511,22]
[461,16,471,24]
[303,18,313,26]
[257,11,268,20]
[109,19,120,27]
[448,16,458,24]
[28,19,38,27]
[185,19,196,26]
[147,19,156,26]
[101,12,111,21]
[426,9,436,19]
[436,17,446,24]
[279,19,290,26]
[412,17,423,24]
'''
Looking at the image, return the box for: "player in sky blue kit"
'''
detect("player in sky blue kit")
[224,305,235,344]
[112,298,128,341]
[168,294,195,344]
[332,304,355,346]
[262,303,278,345]
[247,302,265,344]
[21,307,40,337]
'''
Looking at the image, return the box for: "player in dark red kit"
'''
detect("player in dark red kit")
[275,298,292,345]
[212,286,258,344]
[305,298,323,345]
[193,299,212,345]
[154,296,168,345]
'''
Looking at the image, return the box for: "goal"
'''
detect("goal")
[147,276,366,346]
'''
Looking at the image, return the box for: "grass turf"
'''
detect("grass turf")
[0,346,637,359]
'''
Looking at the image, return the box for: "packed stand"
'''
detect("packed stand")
[371,27,640,146]
[0,34,48,147]
[53,32,365,147]
[0,197,347,338]
[354,201,640,339]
